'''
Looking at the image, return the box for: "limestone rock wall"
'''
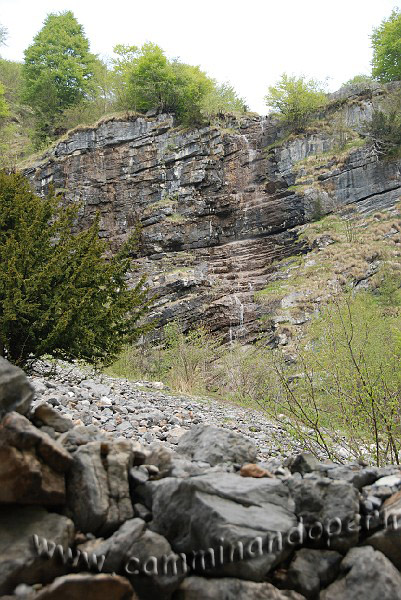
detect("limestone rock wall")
[24,86,401,341]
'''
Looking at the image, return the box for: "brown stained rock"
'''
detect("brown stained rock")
[0,357,34,419]
[0,412,72,505]
[0,412,72,472]
[33,573,136,600]
[382,488,401,517]
[240,464,273,478]
[364,489,401,568]
[0,445,65,504]
[33,403,74,433]
[23,115,306,342]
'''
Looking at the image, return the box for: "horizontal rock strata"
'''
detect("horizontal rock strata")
[24,86,401,341]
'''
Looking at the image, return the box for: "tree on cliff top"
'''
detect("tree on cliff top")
[0,172,152,367]
[22,11,96,144]
[113,42,246,125]
[371,8,401,82]
[264,73,327,131]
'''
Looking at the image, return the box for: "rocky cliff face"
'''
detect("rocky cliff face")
[24,85,401,341]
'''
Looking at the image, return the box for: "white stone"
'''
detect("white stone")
[373,475,401,488]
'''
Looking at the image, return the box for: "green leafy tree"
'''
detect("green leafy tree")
[0,59,35,169]
[169,62,215,124]
[342,74,375,89]
[0,27,11,120]
[259,293,401,466]
[114,43,211,122]
[0,59,23,107]
[371,9,401,82]
[54,58,117,133]
[0,172,152,367]
[201,82,247,117]
[365,107,401,156]
[112,44,139,108]
[113,42,245,125]
[265,73,327,131]
[122,43,178,114]
[22,11,96,144]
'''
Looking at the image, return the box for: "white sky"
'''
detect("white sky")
[1,0,399,113]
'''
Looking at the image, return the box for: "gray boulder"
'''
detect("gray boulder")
[58,425,109,451]
[176,425,257,466]
[287,453,323,475]
[326,465,379,489]
[321,546,401,599]
[365,527,401,570]
[66,439,134,535]
[276,548,342,599]
[286,477,360,552]
[175,576,306,599]
[0,506,74,595]
[79,518,183,599]
[32,402,74,433]
[151,472,297,581]
[0,357,34,419]
[145,442,210,478]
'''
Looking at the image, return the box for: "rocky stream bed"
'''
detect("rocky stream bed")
[1,356,401,599]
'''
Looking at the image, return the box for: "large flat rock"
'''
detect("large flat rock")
[151,472,297,581]
[176,425,257,466]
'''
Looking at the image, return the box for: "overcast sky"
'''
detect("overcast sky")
[1,0,399,113]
